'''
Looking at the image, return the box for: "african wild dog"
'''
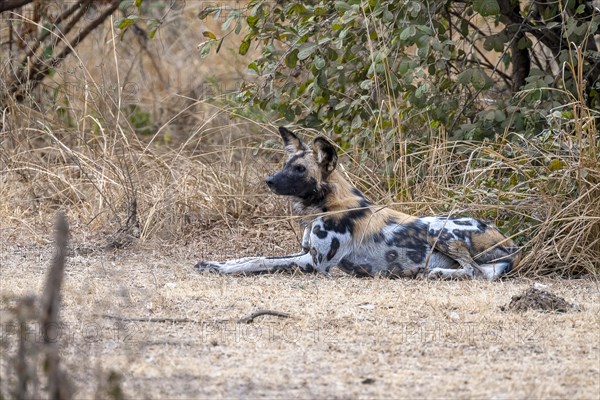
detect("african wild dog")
[195,127,521,280]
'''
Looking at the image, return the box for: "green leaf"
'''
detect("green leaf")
[483,33,507,52]
[397,59,413,75]
[517,36,532,50]
[326,48,338,61]
[383,10,394,22]
[335,100,348,110]
[315,5,328,16]
[247,62,259,74]
[198,41,214,58]
[473,0,500,17]
[239,39,251,55]
[359,80,372,90]
[460,19,469,37]
[298,42,317,60]
[247,14,259,27]
[415,84,427,98]
[119,0,135,11]
[222,10,239,30]
[417,42,429,58]
[286,3,307,15]
[203,31,217,40]
[314,55,326,70]
[548,159,566,171]
[457,68,494,90]
[484,110,496,120]
[117,16,138,30]
[351,113,362,129]
[286,49,299,68]
[285,107,295,122]
[42,45,53,60]
[457,69,473,85]
[494,110,506,122]
[335,2,351,12]
[148,19,159,39]
[416,25,434,36]
[198,6,224,20]
[400,26,416,40]
[471,68,493,90]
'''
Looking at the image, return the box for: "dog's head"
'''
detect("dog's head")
[265,127,338,202]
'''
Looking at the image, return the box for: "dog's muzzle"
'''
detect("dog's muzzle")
[266,171,311,197]
[265,174,279,194]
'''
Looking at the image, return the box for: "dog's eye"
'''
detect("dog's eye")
[294,165,306,173]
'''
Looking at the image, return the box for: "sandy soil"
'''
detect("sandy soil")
[1,222,599,399]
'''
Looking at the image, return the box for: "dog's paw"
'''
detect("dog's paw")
[427,267,472,280]
[426,268,449,280]
[194,261,222,273]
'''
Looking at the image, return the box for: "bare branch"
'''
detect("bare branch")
[7,0,120,98]
[0,0,33,13]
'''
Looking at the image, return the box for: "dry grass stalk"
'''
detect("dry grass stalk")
[14,296,38,400]
[40,212,73,400]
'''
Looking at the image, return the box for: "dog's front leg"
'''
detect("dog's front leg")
[301,226,311,252]
[195,252,314,274]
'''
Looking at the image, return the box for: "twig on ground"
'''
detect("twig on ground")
[98,309,293,325]
[238,309,291,324]
[99,314,201,324]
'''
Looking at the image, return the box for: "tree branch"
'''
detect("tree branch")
[0,0,33,13]
[9,0,120,97]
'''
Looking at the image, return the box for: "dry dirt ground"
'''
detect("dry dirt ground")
[1,220,599,399]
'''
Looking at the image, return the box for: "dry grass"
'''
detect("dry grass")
[1,2,599,399]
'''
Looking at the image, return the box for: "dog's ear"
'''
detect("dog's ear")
[279,126,309,155]
[313,136,338,176]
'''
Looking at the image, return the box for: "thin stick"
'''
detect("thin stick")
[99,314,201,324]
[98,310,292,325]
[238,309,291,324]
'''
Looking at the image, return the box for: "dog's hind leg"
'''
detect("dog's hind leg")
[195,252,314,275]
[426,240,481,280]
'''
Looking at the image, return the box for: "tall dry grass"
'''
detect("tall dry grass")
[1,2,598,276]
